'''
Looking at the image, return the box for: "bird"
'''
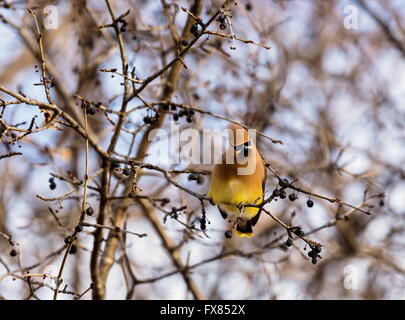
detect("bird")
[208,124,266,237]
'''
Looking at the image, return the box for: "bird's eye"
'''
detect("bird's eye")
[234,144,242,152]
[244,140,251,147]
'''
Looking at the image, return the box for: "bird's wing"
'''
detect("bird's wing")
[217,206,228,220]
[251,209,261,226]
[262,161,267,195]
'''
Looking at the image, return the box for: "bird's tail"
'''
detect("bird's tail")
[235,219,253,238]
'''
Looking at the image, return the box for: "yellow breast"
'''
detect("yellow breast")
[208,178,262,219]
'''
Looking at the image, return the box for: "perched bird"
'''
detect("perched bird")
[208,124,266,237]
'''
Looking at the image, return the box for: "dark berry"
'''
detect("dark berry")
[219,22,227,30]
[308,250,315,258]
[190,23,199,37]
[10,249,17,257]
[50,182,56,190]
[163,104,169,110]
[186,116,193,123]
[173,114,179,121]
[314,245,322,253]
[200,219,206,230]
[279,178,290,188]
[75,224,83,233]
[86,207,94,216]
[178,110,185,117]
[143,116,151,124]
[272,189,281,197]
[188,173,196,181]
[162,198,170,205]
[69,244,77,254]
[217,14,225,24]
[379,199,385,206]
[87,107,96,115]
[224,230,233,238]
[170,104,177,111]
[196,176,204,185]
[123,166,131,176]
[181,39,189,46]
[311,257,317,265]
[286,238,293,247]
[64,236,72,244]
[49,177,54,183]
[296,229,304,236]
[188,109,195,115]
[280,190,287,199]
[289,193,297,201]
[245,2,253,11]
[307,199,314,208]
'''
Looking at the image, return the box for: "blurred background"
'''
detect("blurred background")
[0,0,405,299]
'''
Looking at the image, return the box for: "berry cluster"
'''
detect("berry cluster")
[79,100,101,116]
[188,173,204,184]
[163,104,195,123]
[190,22,200,37]
[143,111,160,125]
[122,166,132,176]
[49,177,56,190]
[308,245,322,265]
[217,13,227,30]
[86,206,94,216]
[272,188,286,199]
[272,178,316,208]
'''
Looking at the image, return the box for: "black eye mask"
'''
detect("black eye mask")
[234,140,251,157]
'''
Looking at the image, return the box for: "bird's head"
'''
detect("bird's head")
[227,124,255,165]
